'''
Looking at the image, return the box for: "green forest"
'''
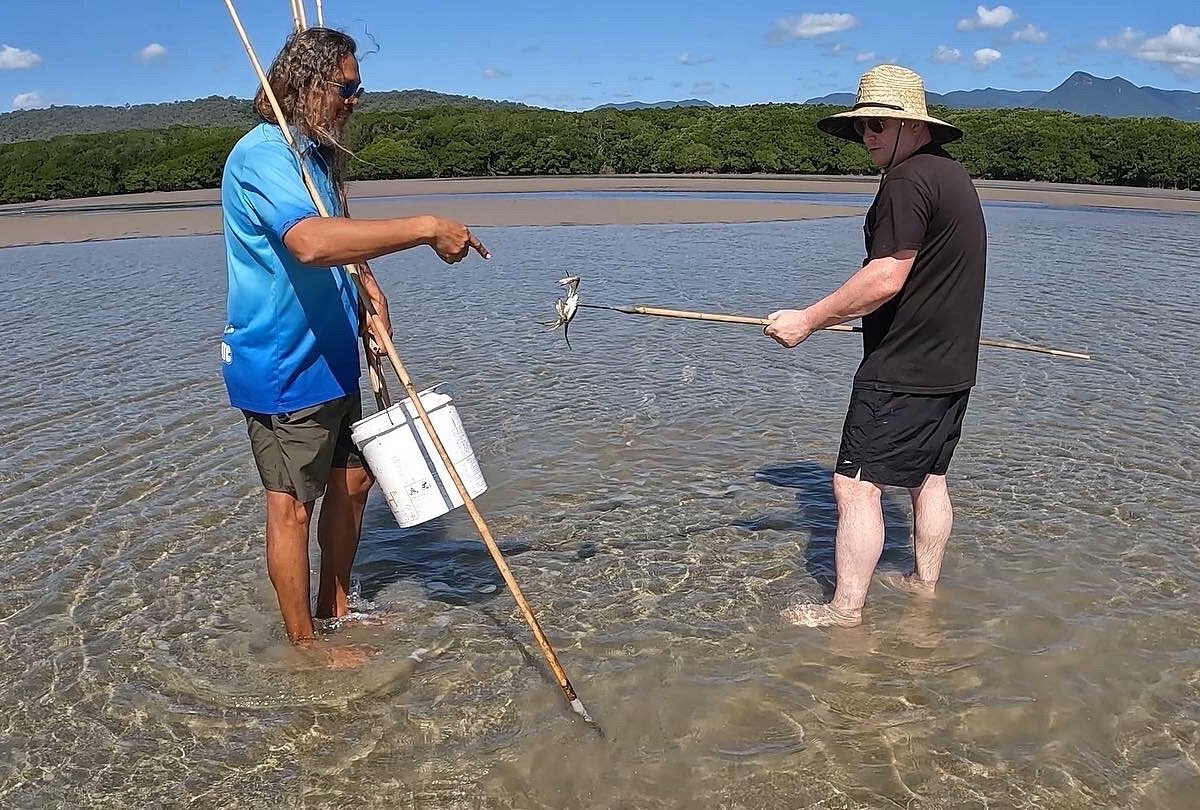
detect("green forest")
[0,90,527,144]
[2,103,1199,204]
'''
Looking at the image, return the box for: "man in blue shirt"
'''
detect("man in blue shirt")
[221,27,489,658]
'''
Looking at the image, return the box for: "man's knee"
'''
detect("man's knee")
[833,472,883,507]
[266,490,313,530]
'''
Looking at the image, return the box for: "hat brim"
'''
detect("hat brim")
[816,107,963,144]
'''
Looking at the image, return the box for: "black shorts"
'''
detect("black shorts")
[242,393,367,503]
[835,388,970,488]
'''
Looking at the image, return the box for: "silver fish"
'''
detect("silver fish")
[545,275,582,349]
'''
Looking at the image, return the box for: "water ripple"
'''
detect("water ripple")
[1,212,1198,806]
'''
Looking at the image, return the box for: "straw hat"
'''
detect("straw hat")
[817,64,963,144]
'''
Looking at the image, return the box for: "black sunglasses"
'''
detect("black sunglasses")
[327,79,364,100]
[853,117,887,137]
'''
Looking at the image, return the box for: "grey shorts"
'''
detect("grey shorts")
[242,393,367,503]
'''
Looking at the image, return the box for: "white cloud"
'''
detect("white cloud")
[769,13,859,44]
[932,45,962,64]
[1098,27,1144,51]
[1097,24,1200,78]
[692,80,715,92]
[679,52,716,66]
[855,51,877,63]
[12,91,46,109]
[957,5,1016,32]
[1013,24,1048,44]
[974,48,1003,68]
[1136,24,1200,77]
[482,67,509,78]
[138,43,168,62]
[0,44,43,69]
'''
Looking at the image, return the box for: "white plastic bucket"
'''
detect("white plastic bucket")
[351,386,487,528]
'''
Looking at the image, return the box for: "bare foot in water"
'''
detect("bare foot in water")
[877,573,937,597]
[780,603,862,628]
[296,639,379,670]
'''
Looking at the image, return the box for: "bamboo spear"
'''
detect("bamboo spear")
[577,302,1091,360]
[222,0,600,731]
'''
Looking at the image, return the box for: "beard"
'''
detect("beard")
[311,105,350,147]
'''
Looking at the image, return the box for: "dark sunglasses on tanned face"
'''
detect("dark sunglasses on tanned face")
[853,117,888,137]
[327,79,364,100]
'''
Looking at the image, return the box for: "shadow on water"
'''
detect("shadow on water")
[352,499,535,607]
[743,460,914,599]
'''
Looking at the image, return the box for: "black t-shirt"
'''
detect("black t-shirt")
[856,144,987,394]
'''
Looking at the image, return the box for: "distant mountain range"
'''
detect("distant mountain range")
[592,99,715,111]
[806,72,1200,122]
[0,90,529,144]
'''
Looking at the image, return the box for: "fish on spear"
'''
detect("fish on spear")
[543,276,580,348]
[543,275,1091,361]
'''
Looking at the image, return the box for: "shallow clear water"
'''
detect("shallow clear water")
[1,206,1197,807]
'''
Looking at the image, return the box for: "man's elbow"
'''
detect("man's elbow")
[292,247,326,266]
[283,220,331,265]
[876,258,914,299]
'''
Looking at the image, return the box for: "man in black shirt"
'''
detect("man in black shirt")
[765,64,986,628]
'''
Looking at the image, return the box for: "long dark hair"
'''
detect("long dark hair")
[255,28,357,191]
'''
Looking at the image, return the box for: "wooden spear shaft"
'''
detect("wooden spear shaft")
[578,303,1092,360]
[222,0,599,729]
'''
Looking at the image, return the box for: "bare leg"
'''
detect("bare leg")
[315,465,375,619]
[908,473,953,587]
[265,490,316,642]
[782,472,884,628]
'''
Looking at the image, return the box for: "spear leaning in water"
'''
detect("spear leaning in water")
[222,0,601,731]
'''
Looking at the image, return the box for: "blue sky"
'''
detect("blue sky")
[1,2,1198,112]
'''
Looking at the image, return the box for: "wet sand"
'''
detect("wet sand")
[1,174,1197,248]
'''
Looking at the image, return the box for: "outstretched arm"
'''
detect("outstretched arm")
[764,251,916,348]
[284,214,489,267]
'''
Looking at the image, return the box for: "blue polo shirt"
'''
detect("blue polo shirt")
[220,123,360,414]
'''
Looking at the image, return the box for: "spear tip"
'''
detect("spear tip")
[570,698,606,738]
